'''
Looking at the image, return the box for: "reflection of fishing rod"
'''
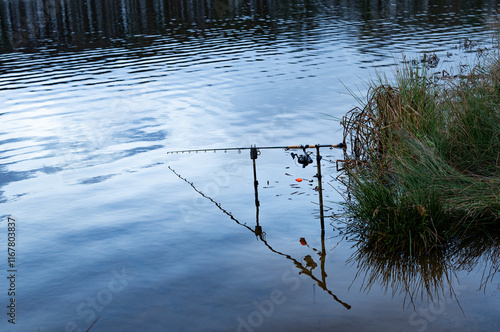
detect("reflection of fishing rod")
[166,143,345,154]
[168,166,351,310]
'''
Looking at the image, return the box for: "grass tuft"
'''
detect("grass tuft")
[339,47,500,254]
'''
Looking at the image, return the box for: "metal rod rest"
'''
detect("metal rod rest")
[316,145,325,231]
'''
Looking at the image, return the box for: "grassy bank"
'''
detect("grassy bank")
[339,50,500,254]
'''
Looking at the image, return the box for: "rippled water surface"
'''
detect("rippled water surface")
[1,1,500,331]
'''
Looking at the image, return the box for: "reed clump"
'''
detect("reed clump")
[339,51,500,254]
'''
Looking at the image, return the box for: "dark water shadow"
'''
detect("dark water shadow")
[1,0,497,53]
[346,229,500,309]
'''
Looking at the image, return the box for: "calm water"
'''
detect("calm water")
[1,0,499,331]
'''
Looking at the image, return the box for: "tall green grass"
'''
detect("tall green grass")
[341,51,500,254]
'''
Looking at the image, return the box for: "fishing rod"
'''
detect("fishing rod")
[165,143,345,155]
[167,142,345,229]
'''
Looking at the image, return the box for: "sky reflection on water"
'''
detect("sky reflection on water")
[1,0,499,331]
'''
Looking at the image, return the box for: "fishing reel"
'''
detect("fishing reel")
[291,148,313,168]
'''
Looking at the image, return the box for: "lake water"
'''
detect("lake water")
[1,0,499,331]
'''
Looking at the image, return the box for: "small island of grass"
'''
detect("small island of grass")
[339,46,500,255]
